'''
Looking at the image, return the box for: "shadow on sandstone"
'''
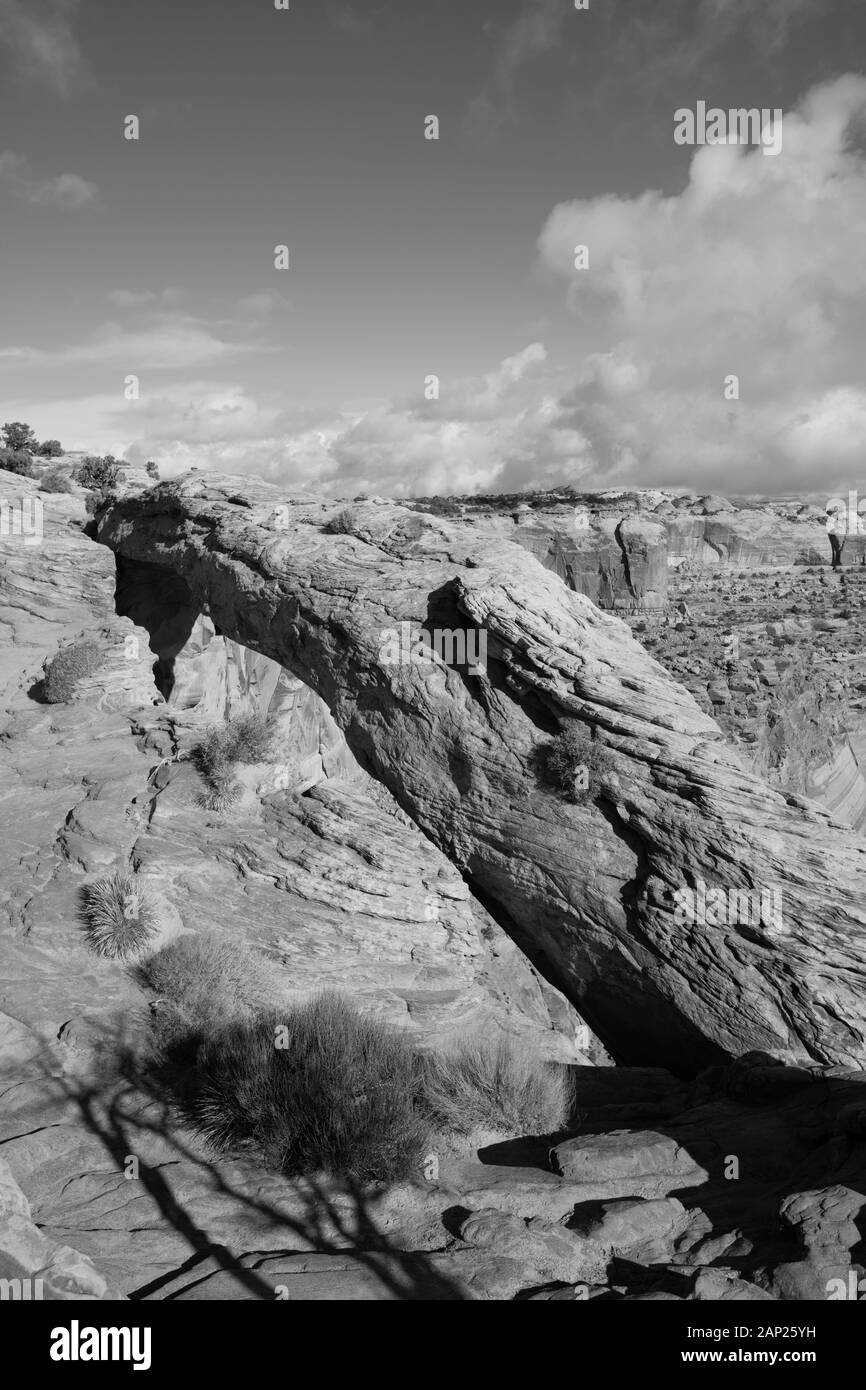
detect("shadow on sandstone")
[508,1053,866,1299]
[51,1057,469,1302]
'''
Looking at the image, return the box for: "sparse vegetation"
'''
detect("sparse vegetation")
[323,507,358,535]
[0,449,34,477]
[536,725,615,804]
[418,1037,571,1136]
[193,712,273,809]
[39,466,74,494]
[43,639,102,702]
[145,974,568,1182]
[140,934,271,1037]
[81,871,159,959]
[178,994,428,1182]
[407,498,462,518]
[76,454,121,492]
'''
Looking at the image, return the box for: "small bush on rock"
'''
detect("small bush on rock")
[43,639,102,702]
[39,466,73,493]
[193,713,273,810]
[419,1038,571,1136]
[140,934,271,1036]
[0,449,34,477]
[82,871,159,959]
[537,726,614,804]
[77,455,120,491]
[181,994,427,1182]
[323,507,358,535]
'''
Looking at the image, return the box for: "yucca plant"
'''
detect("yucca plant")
[81,871,159,959]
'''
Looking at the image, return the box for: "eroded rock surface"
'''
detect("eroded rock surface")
[98,475,866,1071]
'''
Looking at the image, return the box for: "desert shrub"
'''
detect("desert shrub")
[77,454,120,491]
[145,461,159,480]
[536,725,614,803]
[180,994,428,1182]
[193,712,273,809]
[39,466,73,493]
[419,1037,571,1136]
[38,439,63,458]
[2,421,37,453]
[43,638,102,702]
[323,507,358,535]
[0,448,33,476]
[81,871,159,959]
[140,934,271,1035]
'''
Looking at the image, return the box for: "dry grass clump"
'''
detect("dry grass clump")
[147,981,570,1183]
[140,934,271,1035]
[180,994,427,1182]
[81,871,159,959]
[43,639,102,703]
[419,1037,571,1136]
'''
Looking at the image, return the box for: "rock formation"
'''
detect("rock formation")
[97,474,866,1072]
[4,463,866,1303]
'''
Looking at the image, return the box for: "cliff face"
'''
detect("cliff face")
[637,562,866,835]
[436,490,866,618]
[97,474,866,1072]
[504,512,668,613]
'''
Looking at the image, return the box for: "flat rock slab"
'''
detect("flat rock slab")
[550,1130,709,1192]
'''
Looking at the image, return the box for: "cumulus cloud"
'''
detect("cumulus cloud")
[111,345,592,497]
[0,151,98,207]
[0,0,86,94]
[535,74,866,493]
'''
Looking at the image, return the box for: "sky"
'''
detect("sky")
[1,0,865,497]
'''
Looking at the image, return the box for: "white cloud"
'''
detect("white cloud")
[0,0,86,94]
[534,74,866,493]
[0,150,98,207]
[0,313,273,371]
[99,346,591,497]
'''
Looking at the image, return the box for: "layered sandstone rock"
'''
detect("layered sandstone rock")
[98,474,866,1071]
